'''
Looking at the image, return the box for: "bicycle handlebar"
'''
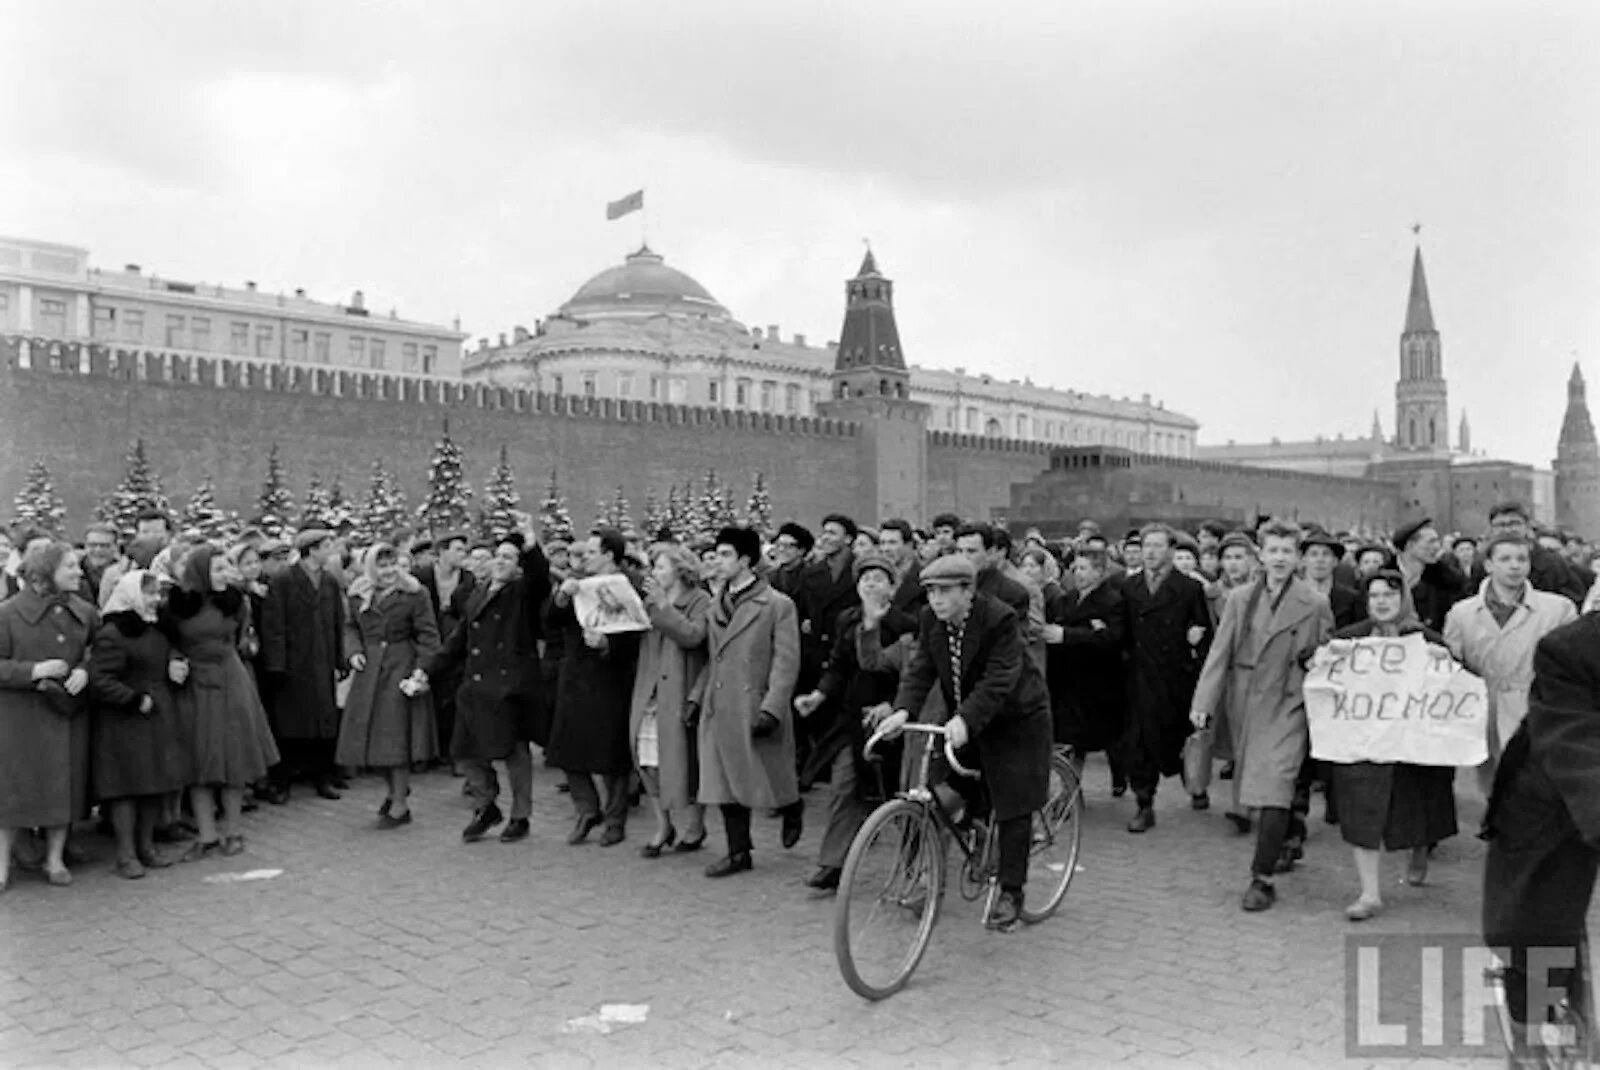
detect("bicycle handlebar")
[863,720,978,778]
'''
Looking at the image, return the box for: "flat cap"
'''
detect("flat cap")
[1217,531,1257,555]
[294,528,334,551]
[1299,531,1346,559]
[1392,517,1433,551]
[919,553,976,587]
[852,549,897,583]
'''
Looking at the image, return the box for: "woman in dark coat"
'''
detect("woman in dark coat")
[1326,570,1458,921]
[166,545,280,860]
[90,569,190,877]
[335,544,441,828]
[546,529,643,847]
[1046,549,1128,791]
[0,541,97,889]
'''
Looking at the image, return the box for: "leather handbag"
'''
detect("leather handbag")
[1182,727,1213,795]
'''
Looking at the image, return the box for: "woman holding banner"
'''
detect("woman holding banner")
[1327,570,1458,920]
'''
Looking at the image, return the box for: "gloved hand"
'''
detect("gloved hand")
[751,711,780,739]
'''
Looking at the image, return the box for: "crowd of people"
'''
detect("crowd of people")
[1,498,1596,936]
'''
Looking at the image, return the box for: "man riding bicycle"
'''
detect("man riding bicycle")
[878,553,1052,931]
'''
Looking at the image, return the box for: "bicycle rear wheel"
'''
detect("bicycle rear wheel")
[833,798,944,1001]
[1020,749,1083,924]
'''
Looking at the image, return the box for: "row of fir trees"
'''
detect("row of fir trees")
[12,421,777,547]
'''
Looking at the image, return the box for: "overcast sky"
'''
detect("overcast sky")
[4,1,1595,465]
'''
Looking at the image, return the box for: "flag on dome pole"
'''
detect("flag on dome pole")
[606,190,644,221]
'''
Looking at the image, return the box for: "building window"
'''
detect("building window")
[402,342,418,372]
[191,317,211,351]
[255,325,274,359]
[735,378,751,407]
[1015,414,1028,439]
[669,377,687,404]
[965,407,978,432]
[230,321,249,355]
[38,298,68,337]
[649,375,661,400]
[370,339,386,369]
[93,306,115,338]
[759,381,776,412]
[313,332,331,364]
[582,373,596,398]
[289,328,308,362]
[708,380,720,404]
[945,408,955,429]
[0,292,8,314]
[785,383,800,414]
[421,344,437,374]
[164,314,184,347]
[618,373,635,399]
[349,336,365,366]
[120,308,145,343]
[551,374,564,396]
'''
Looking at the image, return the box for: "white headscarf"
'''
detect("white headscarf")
[103,569,158,622]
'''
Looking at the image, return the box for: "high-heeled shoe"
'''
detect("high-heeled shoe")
[674,832,706,853]
[641,828,677,858]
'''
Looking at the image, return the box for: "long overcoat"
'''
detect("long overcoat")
[696,579,802,810]
[427,545,550,762]
[546,591,641,776]
[89,611,190,799]
[1121,569,1213,776]
[166,591,280,786]
[1191,577,1332,810]
[0,589,97,827]
[260,564,346,741]
[1047,580,1127,752]
[1444,581,1577,756]
[893,593,1052,821]
[628,588,710,809]
[335,585,441,768]
[795,552,858,693]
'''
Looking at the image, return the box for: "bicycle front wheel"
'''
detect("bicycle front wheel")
[833,798,945,1001]
[1020,749,1084,924]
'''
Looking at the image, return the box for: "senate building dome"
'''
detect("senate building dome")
[558,245,731,321]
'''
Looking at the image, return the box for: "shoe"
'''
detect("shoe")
[241,797,259,813]
[115,858,146,880]
[1345,897,1383,922]
[262,784,290,806]
[410,761,428,775]
[378,799,392,818]
[462,804,504,843]
[1219,762,1236,781]
[567,813,602,845]
[781,803,804,850]
[1191,792,1210,811]
[499,818,530,843]
[137,848,173,869]
[221,835,245,857]
[804,866,841,891]
[314,780,342,801]
[705,852,753,878]
[1241,878,1276,912]
[1272,849,1297,875]
[556,782,571,794]
[330,773,351,790]
[1224,811,1253,835]
[674,834,706,854]
[1127,807,1155,834]
[641,830,676,858]
[46,866,73,887]
[179,840,220,863]
[1404,849,1429,886]
[376,810,412,830]
[62,841,90,866]
[1111,781,1128,798]
[987,889,1024,932]
[598,826,625,847]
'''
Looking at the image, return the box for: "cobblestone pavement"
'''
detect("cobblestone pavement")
[0,757,1543,1068]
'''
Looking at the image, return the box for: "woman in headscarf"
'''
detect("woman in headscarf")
[90,570,190,877]
[166,544,279,860]
[0,540,97,889]
[335,544,441,828]
[1326,570,1458,920]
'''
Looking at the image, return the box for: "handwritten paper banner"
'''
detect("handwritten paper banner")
[1304,633,1488,766]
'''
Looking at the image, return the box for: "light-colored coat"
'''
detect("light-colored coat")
[628,588,710,811]
[1445,581,1577,757]
[1192,578,1333,810]
[696,579,801,810]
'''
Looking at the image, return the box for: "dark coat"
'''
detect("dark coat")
[800,605,917,792]
[796,550,859,690]
[1327,583,1368,631]
[977,566,1032,632]
[889,562,926,618]
[1484,612,1600,951]
[1528,544,1588,606]
[0,589,97,827]
[1120,568,1213,776]
[334,585,441,768]
[260,564,346,741]
[545,591,642,776]
[165,590,280,787]
[89,612,190,799]
[427,545,550,762]
[416,564,476,639]
[1327,619,1458,850]
[893,594,1052,821]
[769,559,808,602]
[1410,558,1468,635]
[1048,581,1127,752]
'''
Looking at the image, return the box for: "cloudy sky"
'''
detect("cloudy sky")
[4,1,1595,465]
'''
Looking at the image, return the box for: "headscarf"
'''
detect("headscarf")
[178,543,218,594]
[347,543,419,611]
[1362,568,1420,637]
[104,569,158,622]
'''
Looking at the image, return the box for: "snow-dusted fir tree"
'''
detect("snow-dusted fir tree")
[300,471,334,529]
[642,489,666,540]
[325,474,356,532]
[12,458,66,536]
[683,476,713,544]
[180,476,230,540]
[744,471,772,536]
[538,468,576,543]
[478,445,519,540]
[357,461,409,543]
[416,418,473,535]
[96,438,170,538]
[255,444,296,538]
[712,474,739,529]
[608,486,637,539]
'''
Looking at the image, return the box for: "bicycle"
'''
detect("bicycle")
[832,722,1083,1001]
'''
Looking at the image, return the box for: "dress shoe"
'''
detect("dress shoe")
[1190,792,1210,811]
[1224,811,1253,835]
[499,818,530,843]
[261,784,290,806]
[1111,781,1128,798]
[1127,807,1155,834]
[674,833,706,853]
[598,825,625,847]
[705,852,753,878]
[641,829,677,858]
[567,814,602,845]
[179,840,220,863]
[1241,878,1276,912]
[1219,762,1236,781]
[1344,897,1383,922]
[378,799,392,818]
[115,857,146,880]
[781,803,804,849]
[986,889,1024,932]
[804,866,841,891]
[137,848,173,869]
[462,804,504,842]
[221,835,245,857]
[375,811,413,830]
[314,780,342,801]
[330,773,351,790]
